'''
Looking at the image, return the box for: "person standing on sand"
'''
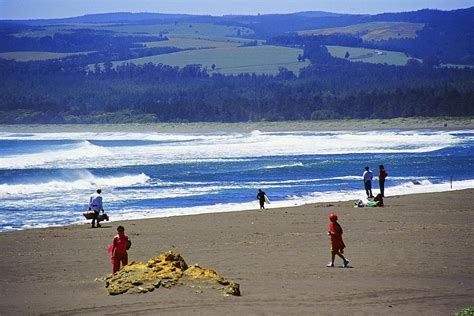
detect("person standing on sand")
[363,166,374,198]
[89,188,103,228]
[257,189,267,209]
[378,165,388,197]
[110,225,131,274]
[327,213,350,268]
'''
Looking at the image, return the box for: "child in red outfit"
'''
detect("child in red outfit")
[327,213,350,268]
[111,225,130,274]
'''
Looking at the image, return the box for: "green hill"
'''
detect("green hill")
[0,51,90,61]
[298,22,424,41]
[108,45,309,75]
[326,45,412,65]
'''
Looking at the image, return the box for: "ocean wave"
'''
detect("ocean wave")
[0,130,470,169]
[0,140,110,169]
[1,178,473,232]
[0,131,238,142]
[263,162,304,169]
[0,171,150,197]
[143,176,440,191]
[285,179,474,205]
[80,179,474,225]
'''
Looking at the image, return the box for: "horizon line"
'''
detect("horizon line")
[1,6,472,22]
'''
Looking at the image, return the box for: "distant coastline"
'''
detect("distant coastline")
[1,117,473,133]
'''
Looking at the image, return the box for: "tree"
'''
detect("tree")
[276,67,296,80]
[406,58,422,67]
[423,54,441,67]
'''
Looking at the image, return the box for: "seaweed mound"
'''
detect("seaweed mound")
[105,250,240,296]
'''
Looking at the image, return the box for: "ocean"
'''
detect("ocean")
[0,128,473,232]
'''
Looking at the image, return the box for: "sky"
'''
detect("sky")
[1,0,473,20]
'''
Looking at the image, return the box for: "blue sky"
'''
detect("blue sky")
[1,0,473,19]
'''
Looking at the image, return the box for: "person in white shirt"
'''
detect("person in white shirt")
[363,167,374,198]
[89,188,103,228]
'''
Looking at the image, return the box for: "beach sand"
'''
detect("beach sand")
[0,189,473,315]
[1,117,473,134]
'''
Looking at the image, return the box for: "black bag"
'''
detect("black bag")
[126,238,132,250]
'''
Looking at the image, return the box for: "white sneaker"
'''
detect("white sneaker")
[327,262,334,267]
[343,259,350,268]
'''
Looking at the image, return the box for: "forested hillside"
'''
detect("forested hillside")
[0,7,473,123]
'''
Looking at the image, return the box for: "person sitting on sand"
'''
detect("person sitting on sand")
[364,194,384,207]
[373,193,384,207]
[327,213,350,268]
[89,188,103,228]
[110,225,131,274]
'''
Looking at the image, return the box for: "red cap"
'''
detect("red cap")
[328,213,338,220]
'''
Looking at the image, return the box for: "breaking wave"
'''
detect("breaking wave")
[0,171,150,197]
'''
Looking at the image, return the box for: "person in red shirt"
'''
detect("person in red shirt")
[327,213,350,268]
[110,225,131,274]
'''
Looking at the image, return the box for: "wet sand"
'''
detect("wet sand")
[0,189,473,315]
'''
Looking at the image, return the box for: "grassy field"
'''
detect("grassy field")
[15,22,254,40]
[109,45,309,75]
[0,51,90,61]
[13,24,117,37]
[95,22,254,39]
[326,45,412,65]
[143,37,243,49]
[298,22,424,41]
[8,21,421,72]
[8,22,305,75]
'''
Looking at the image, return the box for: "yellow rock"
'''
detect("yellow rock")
[105,250,240,296]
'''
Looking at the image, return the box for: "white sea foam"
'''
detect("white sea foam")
[1,129,472,232]
[0,171,150,197]
[0,140,110,169]
[2,179,473,232]
[64,179,474,226]
[0,130,471,169]
[279,179,474,206]
[264,162,304,169]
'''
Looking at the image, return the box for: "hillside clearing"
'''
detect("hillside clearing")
[142,37,243,49]
[109,45,310,75]
[96,22,254,39]
[326,45,412,65]
[298,21,424,41]
[0,51,91,61]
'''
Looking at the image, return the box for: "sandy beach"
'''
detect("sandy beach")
[1,117,473,134]
[0,189,472,315]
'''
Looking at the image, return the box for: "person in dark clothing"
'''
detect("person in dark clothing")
[373,193,384,207]
[378,165,388,197]
[256,189,267,209]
